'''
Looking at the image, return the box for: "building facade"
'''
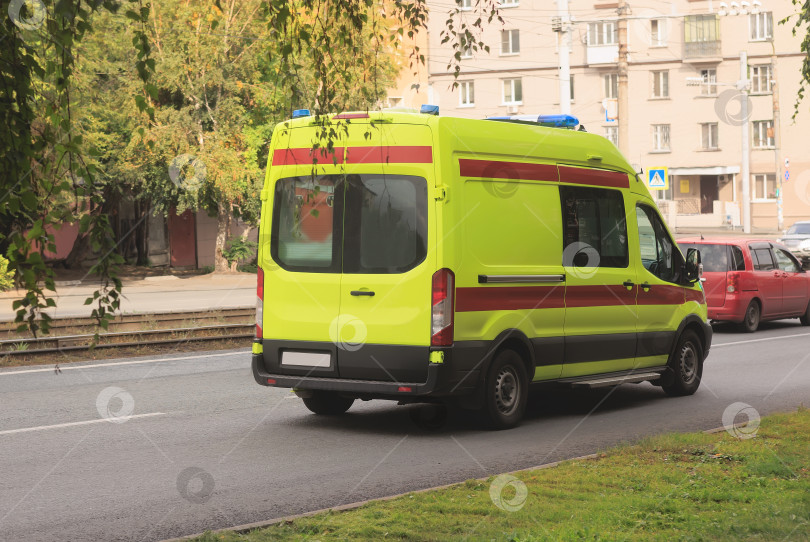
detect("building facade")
[426,0,810,232]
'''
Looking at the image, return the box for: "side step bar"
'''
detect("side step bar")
[570,372,662,389]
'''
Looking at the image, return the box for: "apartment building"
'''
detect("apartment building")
[425,0,810,231]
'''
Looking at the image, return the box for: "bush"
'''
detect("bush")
[0,255,15,291]
[222,238,258,265]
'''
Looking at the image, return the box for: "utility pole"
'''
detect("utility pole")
[740,51,752,234]
[771,44,783,231]
[617,0,630,157]
[557,0,572,115]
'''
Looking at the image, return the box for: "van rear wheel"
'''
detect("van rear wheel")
[301,391,354,415]
[482,349,528,430]
[662,330,703,397]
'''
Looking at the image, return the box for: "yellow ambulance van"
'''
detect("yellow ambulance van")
[251,108,711,428]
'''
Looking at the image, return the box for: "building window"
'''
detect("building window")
[604,73,618,99]
[752,120,775,148]
[499,0,519,6]
[753,173,777,200]
[460,43,472,59]
[502,78,522,104]
[387,96,403,108]
[501,29,520,55]
[749,12,773,41]
[701,122,719,150]
[459,81,474,107]
[651,70,669,98]
[588,22,617,46]
[605,126,618,146]
[750,65,772,93]
[700,68,717,95]
[652,124,671,151]
[650,19,666,46]
[457,0,472,10]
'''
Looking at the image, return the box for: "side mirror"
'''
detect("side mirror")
[684,248,702,284]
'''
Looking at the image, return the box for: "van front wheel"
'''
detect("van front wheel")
[662,330,703,397]
[483,349,528,430]
[301,391,354,415]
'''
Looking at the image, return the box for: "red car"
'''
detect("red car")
[678,238,810,332]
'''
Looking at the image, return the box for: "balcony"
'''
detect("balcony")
[684,40,722,60]
[587,44,618,65]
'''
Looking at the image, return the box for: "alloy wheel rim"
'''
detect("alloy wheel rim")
[680,342,697,384]
[495,367,519,415]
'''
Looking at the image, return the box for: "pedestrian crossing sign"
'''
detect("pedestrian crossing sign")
[647,167,668,191]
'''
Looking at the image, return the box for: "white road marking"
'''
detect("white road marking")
[0,349,250,377]
[0,412,166,436]
[713,331,810,348]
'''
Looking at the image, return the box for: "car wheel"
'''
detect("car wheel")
[301,391,354,415]
[740,300,760,333]
[800,302,810,326]
[482,349,528,430]
[662,330,703,397]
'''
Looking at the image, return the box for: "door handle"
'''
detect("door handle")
[350,290,375,297]
[640,281,651,291]
[622,280,635,288]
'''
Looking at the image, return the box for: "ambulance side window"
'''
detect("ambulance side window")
[636,204,682,283]
[560,186,628,268]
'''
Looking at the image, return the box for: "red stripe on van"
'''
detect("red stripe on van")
[558,166,630,189]
[456,283,702,312]
[273,147,345,166]
[637,284,685,306]
[564,285,636,308]
[345,146,432,164]
[273,146,432,165]
[458,159,558,182]
[684,288,706,304]
[455,286,565,312]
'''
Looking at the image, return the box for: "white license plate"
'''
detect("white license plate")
[281,351,331,368]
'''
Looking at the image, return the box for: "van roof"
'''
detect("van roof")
[281,111,636,177]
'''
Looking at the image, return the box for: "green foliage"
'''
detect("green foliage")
[0,256,15,291]
[783,1,810,118]
[222,238,258,265]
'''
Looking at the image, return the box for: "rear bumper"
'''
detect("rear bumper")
[707,293,752,323]
[252,353,444,396]
[252,339,485,399]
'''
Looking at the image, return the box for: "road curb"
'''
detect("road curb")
[160,452,601,542]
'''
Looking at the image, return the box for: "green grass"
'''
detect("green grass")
[194,409,810,541]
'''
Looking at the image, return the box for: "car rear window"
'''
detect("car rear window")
[679,243,728,272]
[271,174,427,274]
[730,245,746,271]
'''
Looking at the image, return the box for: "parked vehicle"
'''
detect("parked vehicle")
[678,238,810,332]
[777,221,810,268]
[252,108,711,429]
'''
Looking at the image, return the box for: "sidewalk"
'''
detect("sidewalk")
[0,272,256,321]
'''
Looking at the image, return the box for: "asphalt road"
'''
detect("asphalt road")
[1,320,810,541]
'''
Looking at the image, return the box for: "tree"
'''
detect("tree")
[784,1,810,117]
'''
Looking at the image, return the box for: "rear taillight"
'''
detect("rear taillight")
[431,268,455,347]
[256,267,264,339]
[727,271,739,293]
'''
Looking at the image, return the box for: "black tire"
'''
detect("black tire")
[301,391,354,415]
[482,349,529,430]
[662,330,703,397]
[800,302,810,326]
[740,300,760,333]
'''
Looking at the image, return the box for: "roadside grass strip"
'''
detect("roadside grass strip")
[193,408,810,541]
